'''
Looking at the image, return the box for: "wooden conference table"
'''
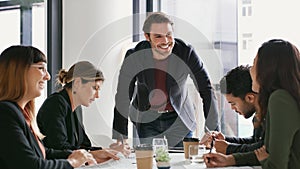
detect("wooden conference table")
[76,152,262,169]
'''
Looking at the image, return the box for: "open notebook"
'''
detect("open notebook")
[76,152,136,169]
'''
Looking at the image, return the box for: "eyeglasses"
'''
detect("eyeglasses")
[31,64,48,74]
[92,85,101,91]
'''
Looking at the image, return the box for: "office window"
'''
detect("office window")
[242,40,247,50]
[242,7,246,16]
[0,1,46,110]
[242,0,251,4]
[32,3,45,50]
[242,0,252,17]
[248,6,252,16]
[242,5,252,17]
[32,3,46,109]
[0,9,20,52]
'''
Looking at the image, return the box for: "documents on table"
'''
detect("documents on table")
[76,153,136,169]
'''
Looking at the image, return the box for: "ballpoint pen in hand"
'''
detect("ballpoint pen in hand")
[207,136,215,163]
[119,134,132,158]
[209,136,215,153]
[120,134,124,145]
[202,126,212,144]
[205,126,215,163]
[205,126,211,134]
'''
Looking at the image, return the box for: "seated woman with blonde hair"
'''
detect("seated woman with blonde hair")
[37,61,130,163]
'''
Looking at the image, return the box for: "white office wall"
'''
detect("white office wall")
[237,0,300,136]
[63,0,132,147]
[238,0,300,65]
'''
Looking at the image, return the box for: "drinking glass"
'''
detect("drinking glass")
[152,138,168,156]
[189,144,206,163]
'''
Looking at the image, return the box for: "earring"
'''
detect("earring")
[73,91,76,94]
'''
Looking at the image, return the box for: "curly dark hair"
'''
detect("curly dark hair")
[220,65,253,99]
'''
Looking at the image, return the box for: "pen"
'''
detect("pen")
[207,137,215,163]
[205,126,211,134]
[120,134,124,145]
[209,136,215,153]
[205,126,214,163]
[205,126,215,151]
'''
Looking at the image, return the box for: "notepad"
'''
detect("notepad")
[77,153,136,169]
